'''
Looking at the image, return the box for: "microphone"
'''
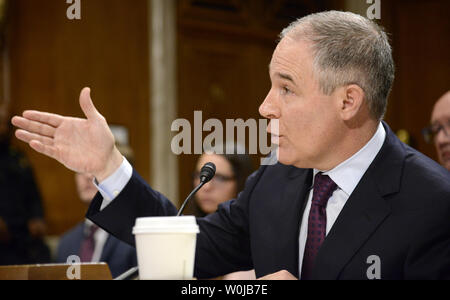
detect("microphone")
[177,162,216,216]
[115,162,216,280]
[199,162,216,183]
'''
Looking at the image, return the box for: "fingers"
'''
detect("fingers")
[11,116,56,138]
[15,130,58,161]
[79,87,103,121]
[20,111,64,128]
[15,129,54,147]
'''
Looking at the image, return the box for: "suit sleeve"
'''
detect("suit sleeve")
[194,170,263,279]
[86,166,266,279]
[404,196,450,279]
[86,170,178,246]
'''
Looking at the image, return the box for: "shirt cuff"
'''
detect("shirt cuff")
[93,157,133,210]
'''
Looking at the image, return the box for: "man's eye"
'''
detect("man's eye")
[281,86,292,95]
[431,125,443,135]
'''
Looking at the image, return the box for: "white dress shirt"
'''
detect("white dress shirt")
[94,158,133,210]
[84,219,109,262]
[298,123,386,277]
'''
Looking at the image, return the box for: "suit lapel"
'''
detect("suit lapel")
[283,168,313,277]
[252,165,312,278]
[311,123,405,279]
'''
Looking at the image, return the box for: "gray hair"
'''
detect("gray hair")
[281,11,395,121]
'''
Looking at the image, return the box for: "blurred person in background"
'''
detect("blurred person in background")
[423,91,450,171]
[192,142,256,280]
[56,140,137,278]
[0,102,50,265]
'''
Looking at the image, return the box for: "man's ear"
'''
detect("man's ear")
[339,84,365,121]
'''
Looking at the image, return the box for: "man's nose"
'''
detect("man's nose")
[259,89,280,120]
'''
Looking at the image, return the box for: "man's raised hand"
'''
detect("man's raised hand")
[11,88,123,182]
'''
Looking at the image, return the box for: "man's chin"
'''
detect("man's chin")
[277,154,314,169]
[277,151,300,168]
[275,150,290,166]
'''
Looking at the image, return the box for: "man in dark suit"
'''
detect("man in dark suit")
[11,11,450,279]
[56,221,137,278]
[56,172,137,278]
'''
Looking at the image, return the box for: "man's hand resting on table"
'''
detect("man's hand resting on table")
[258,270,298,280]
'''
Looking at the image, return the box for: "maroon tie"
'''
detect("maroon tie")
[80,224,98,262]
[301,173,337,280]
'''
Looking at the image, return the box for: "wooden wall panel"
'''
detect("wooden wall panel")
[176,0,329,213]
[383,0,450,161]
[8,0,150,235]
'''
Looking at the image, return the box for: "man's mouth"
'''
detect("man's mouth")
[271,134,283,145]
[441,150,450,161]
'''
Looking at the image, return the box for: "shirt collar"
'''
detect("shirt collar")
[313,123,386,196]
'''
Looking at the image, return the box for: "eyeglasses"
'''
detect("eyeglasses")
[422,120,450,144]
[192,172,236,186]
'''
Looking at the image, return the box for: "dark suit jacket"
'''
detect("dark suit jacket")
[56,222,137,278]
[87,123,450,280]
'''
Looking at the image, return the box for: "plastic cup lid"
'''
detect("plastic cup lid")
[133,216,199,234]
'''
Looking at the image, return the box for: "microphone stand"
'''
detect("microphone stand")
[177,181,205,217]
[114,266,139,281]
[115,163,216,280]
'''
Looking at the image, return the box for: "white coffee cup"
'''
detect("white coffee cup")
[132,216,199,280]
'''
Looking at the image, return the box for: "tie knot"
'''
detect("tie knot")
[312,173,337,207]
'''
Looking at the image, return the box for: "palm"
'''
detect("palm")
[52,116,113,174]
[12,88,120,179]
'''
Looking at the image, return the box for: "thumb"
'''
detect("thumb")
[79,87,103,120]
